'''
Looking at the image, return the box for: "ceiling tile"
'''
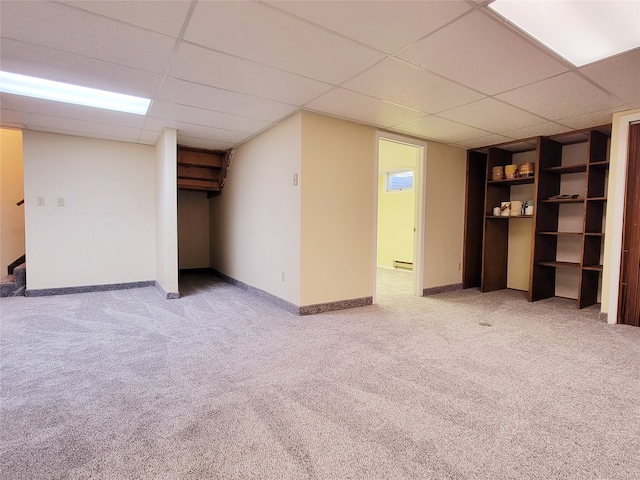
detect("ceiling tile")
[342,57,484,114]
[501,122,572,141]
[398,10,567,95]
[496,72,624,121]
[439,98,546,132]
[392,115,489,143]
[0,108,25,128]
[555,108,621,130]
[149,100,271,134]
[58,0,191,37]
[0,38,163,98]
[158,78,297,122]
[580,49,640,105]
[0,93,148,128]
[0,1,176,74]
[306,89,426,128]
[454,133,515,149]
[143,117,251,145]
[176,135,237,151]
[184,1,385,84]
[19,112,142,142]
[266,0,472,54]
[170,42,333,105]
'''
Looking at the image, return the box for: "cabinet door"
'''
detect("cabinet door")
[619,122,640,326]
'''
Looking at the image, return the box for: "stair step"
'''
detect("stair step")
[14,263,26,287]
[1,263,26,297]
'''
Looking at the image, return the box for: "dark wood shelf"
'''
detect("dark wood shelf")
[542,164,586,174]
[582,265,604,272]
[487,176,535,186]
[538,231,582,236]
[586,196,607,202]
[486,215,534,219]
[584,232,604,237]
[538,261,580,269]
[541,197,584,204]
[589,160,610,169]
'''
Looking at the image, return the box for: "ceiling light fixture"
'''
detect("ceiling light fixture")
[0,71,151,115]
[489,0,640,67]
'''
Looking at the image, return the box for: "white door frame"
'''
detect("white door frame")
[373,132,427,303]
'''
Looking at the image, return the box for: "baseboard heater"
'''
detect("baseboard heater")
[393,260,413,271]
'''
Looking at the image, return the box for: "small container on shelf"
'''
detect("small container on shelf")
[510,200,523,216]
[525,200,534,216]
[500,201,511,216]
[493,206,501,216]
[504,164,518,179]
[518,162,535,177]
[491,166,504,181]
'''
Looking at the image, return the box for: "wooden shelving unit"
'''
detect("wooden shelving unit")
[177,146,234,197]
[463,125,611,309]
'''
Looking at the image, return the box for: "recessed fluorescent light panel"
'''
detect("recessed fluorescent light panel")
[489,0,640,67]
[0,71,151,115]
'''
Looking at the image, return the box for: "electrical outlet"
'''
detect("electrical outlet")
[293,173,298,186]
[281,272,285,282]
[57,197,65,207]
[37,196,45,206]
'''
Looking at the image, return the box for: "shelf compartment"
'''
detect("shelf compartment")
[538,261,580,269]
[586,197,607,202]
[542,164,586,174]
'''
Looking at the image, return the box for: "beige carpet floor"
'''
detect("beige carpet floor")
[1,273,639,479]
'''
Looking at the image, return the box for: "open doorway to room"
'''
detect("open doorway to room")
[374,133,426,303]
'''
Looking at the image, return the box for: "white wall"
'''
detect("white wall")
[422,141,466,289]
[0,128,25,273]
[23,131,156,289]
[155,128,179,296]
[178,190,209,269]
[209,113,302,305]
[300,111,376,305]
[603,107,640,322]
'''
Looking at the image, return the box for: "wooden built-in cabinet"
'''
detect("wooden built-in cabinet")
[177,146,233,196]
[463,125,611,309]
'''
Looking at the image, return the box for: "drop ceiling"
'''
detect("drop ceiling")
[1,0,638,150]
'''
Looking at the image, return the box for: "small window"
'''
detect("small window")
[386,170,414,192]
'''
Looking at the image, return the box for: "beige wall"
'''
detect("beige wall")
[422,141,466,289]
[178,190,209,270]
[155,128,179,296]
[300,111,376,305]
[0,128,25,273]
[209,111,467,308]
[23,131,156,289]
[209,113,302,305]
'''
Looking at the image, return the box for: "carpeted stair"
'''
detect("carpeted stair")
[0,263,26,297]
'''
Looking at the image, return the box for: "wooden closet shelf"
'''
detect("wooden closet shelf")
[538,261,580,269]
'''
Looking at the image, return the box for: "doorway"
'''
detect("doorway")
[373,133,426,303]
